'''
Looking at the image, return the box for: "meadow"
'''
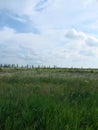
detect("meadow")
[0,68,98,130]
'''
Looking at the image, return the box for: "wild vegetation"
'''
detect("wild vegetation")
[0,67,98,130]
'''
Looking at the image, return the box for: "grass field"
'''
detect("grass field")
[0,68,98,130]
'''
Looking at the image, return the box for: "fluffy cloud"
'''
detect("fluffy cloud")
[0,27,57,66]
[86,37,98,46]
[65,29,87,40]
[1,0,98,67]
[65,29,98,47]
[0,26,98,67]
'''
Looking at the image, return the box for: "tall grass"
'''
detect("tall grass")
[0,69,98,130]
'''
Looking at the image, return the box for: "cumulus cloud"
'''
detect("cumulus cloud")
[65,29,98,47]
[1,0,98,67]
[86,37,98,46]
[0,27,57,66]
[1,26,98,67]
[65,29,87,40]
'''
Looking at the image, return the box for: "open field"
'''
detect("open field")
[0,68,98,130]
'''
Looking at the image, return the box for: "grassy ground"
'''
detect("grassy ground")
[0,68,98,130]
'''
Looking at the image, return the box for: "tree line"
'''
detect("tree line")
[0,64,57,69]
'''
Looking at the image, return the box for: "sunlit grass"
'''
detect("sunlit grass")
[0,68,98,130]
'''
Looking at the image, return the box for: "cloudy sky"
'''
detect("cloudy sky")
[0,0,98,67]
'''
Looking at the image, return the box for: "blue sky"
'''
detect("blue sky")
[0,0,98,67]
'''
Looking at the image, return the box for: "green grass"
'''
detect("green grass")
[0,68,98,130]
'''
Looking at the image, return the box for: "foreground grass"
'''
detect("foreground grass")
[0,69,98,130]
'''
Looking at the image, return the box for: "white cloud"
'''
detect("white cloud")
[0,0,98,31]
[87,19,98,30]
[65,29,87,40]
[79,49,95,57]
[0,26,57,66]
[65,29,98,47]
[86,37,98,46]
[0,27,98,67]
[0,0,33,16]
[1,0,98,67]
[0,27,15,43]
[0,0,51,16]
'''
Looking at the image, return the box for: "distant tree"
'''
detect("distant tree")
[26,64,29,68]
[38,65,40,68]
[12,64,15,68]
[32,65,34,69]
[54,65,57,69]
[0,64,2,68]
[16,64,18,68]
[4,64,8,68]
